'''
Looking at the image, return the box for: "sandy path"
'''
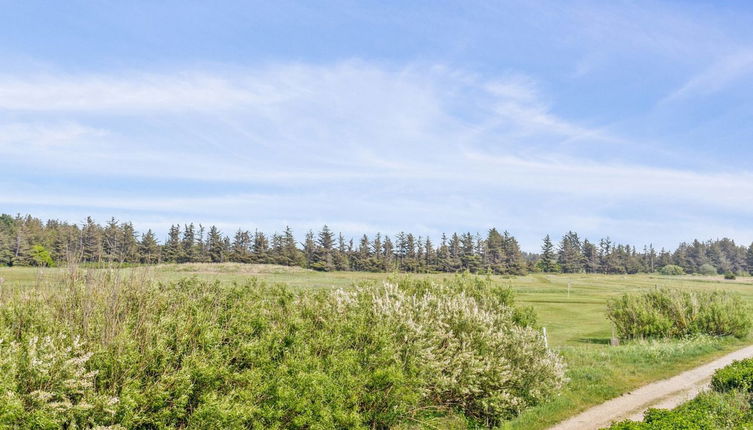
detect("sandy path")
[549,344,753,430]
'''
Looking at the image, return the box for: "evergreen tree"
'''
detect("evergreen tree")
[120,222,139,263]
[303,230,316,267]
[230,229,252,263]
[501,231,526,275]
[207,225,225,263]
[252,231,269,263]
[582,239,599,273]
[424,237,436,270]
[162,224,181,263]
[140,230,160,264]
[81,217,102,263]
[538,234,556,272]
[558,231,584,273]
[102,217,120,262]
[180,223,196,263]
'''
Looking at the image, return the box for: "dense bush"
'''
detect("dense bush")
[658,265,684,276]
[605,358,753,429]
[725,272,737,280]
[604,390,752,429]
[712,358,753,393]
[606,288,752,339]
[0,271,565,429]
[699,263,718,276]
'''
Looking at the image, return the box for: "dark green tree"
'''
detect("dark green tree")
[140,230,160,264]
[538,234,556,272]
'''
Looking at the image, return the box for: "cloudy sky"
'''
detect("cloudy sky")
[2,0,753,250]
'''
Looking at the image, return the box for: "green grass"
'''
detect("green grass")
[2,264,753,429]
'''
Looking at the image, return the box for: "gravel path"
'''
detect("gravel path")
[549,344,753,430]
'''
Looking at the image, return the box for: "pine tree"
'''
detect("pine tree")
[303,230,316,267]
[180,224,196,263]
[120,222,139,263]
[162,225,181,263]
[81,217,102,263]
[486,228,504,273]
[207,225,225,263]
[424,237,436,270]
[538,234,556,272]
[558,231,584,273]
[582,239,599,273]
[230,229,252,263]
[252,231,269,263]
[140,230,160,264]
[501,231,526,275]
[334,233,349,271]
[103,217,120,262]
[282,226,303,266]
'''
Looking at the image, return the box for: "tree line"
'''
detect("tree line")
[1,213,752,275]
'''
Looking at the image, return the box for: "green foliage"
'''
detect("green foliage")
[0,272,564,429]
[605,358,753,429]
[29,244,55,267]
[604,390,752,429]
[606,288,752,339]
[699,263,718,275]
[712,358,753,393]
[658,264,684,276]
[725,272,737,280]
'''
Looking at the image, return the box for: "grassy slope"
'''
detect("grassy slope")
[2,265,752,429]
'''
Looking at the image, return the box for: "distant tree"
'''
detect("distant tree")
[230,229,252,263]
[538,235,556,272]
[140,230,160,264]
[252,231,269,263]
[207,226,225,263]
[29,244,54,267]
[180,224,196,263]
[314,225,335,270]
[582,239,599,273]
[120,222,139,263]
[102,217,120,262]
[558,231,584,273]
[162,225,181,263]
[334,233,350,271]
[81,217,102,263]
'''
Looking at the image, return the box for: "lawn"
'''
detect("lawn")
[1,264,752,429]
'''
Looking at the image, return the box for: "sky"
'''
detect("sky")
[1,0,753,251]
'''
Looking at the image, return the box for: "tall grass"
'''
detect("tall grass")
[0,269,565,429]
[606,288,752,339]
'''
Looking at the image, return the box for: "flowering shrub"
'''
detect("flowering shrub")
[0,271,565,428]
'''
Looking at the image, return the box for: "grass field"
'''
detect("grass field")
[1,264,752,429]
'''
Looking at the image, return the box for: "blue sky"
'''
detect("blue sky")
[2,0,753,251]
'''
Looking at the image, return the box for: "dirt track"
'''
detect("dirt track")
[549,344,753,430]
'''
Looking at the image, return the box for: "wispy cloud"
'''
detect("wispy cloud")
[1,60,752,249]
[664,50,753,101]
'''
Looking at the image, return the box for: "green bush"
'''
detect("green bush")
[604,390,752,429]
[725,272,737,280]
[658,265,684,276]
[699,263,718,275]
[606,288,752,340]
[605,358,753,429]
[0,272,565,429]
[712,358,753,393]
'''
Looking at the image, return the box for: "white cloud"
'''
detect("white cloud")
[2,61,752,249]
[664,50,753,101]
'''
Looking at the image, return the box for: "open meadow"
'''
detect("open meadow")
[1,264,752,428]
